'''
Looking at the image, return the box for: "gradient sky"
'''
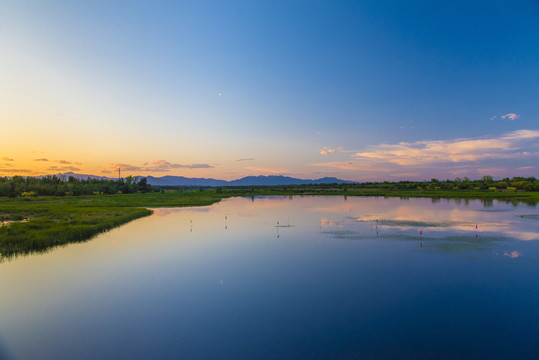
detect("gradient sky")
[1,0,538,181]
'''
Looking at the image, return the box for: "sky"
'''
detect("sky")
[1,0,538,181]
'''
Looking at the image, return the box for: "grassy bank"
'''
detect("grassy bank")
[1,188,537,258]
[0,190,224,257]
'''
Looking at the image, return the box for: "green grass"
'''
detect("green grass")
[0,190,224,258]
[1,187,537,258]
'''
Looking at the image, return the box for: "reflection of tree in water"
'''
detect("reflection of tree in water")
[493,199,537,207]
[481,198,494,208]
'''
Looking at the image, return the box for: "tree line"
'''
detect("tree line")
[0,175,153,197]
[226,175,539,192]
[0,174,537,198]
[352,176,538,191]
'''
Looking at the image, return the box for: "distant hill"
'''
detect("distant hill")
[227,175,352,186]
[52,173,354,187]
[147,175,353,186]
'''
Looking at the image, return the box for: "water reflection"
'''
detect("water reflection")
[504,250,522,258]
[307,197,539,241]
[1,196,539,359]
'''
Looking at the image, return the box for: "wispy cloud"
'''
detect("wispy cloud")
[489,115,496,120]
[235,158,255,162]
[245,166,287,174]
[55,160,71,164]
[312,130,539,180]
[0,168,34,174]
[501,113,520,121]
[353,130,539,166]
[111,160,214,173]
[34,158,49,162]
[1,157,14,161]
[320,146,339,155]
[47,165,81,172]
[311,161,389,172]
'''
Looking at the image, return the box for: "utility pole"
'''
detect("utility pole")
[118,167,121,181]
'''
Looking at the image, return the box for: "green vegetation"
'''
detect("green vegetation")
[1,175,538,259]
[0,191,223,258]
[219,175,539,193]
[218,176,539,204]
[0,175,152,197]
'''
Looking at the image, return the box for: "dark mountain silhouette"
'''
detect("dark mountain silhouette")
[51,173,353,186]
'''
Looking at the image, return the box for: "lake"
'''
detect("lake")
[1,196,539,359]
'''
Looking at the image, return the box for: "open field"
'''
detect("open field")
[1,187,538,258]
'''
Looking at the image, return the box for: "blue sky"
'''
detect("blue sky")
[1,0,538,180]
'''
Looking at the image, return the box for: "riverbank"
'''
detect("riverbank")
[0,191,224,257]
[1,188,537,258]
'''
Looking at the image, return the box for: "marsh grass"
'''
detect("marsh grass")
[0,190,223,257]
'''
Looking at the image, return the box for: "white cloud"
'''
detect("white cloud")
[501,113,519,121]
[352,130,539,166]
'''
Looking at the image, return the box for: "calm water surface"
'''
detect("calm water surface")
[1,196,539,359]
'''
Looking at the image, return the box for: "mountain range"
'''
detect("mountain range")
[52,172,354,187]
